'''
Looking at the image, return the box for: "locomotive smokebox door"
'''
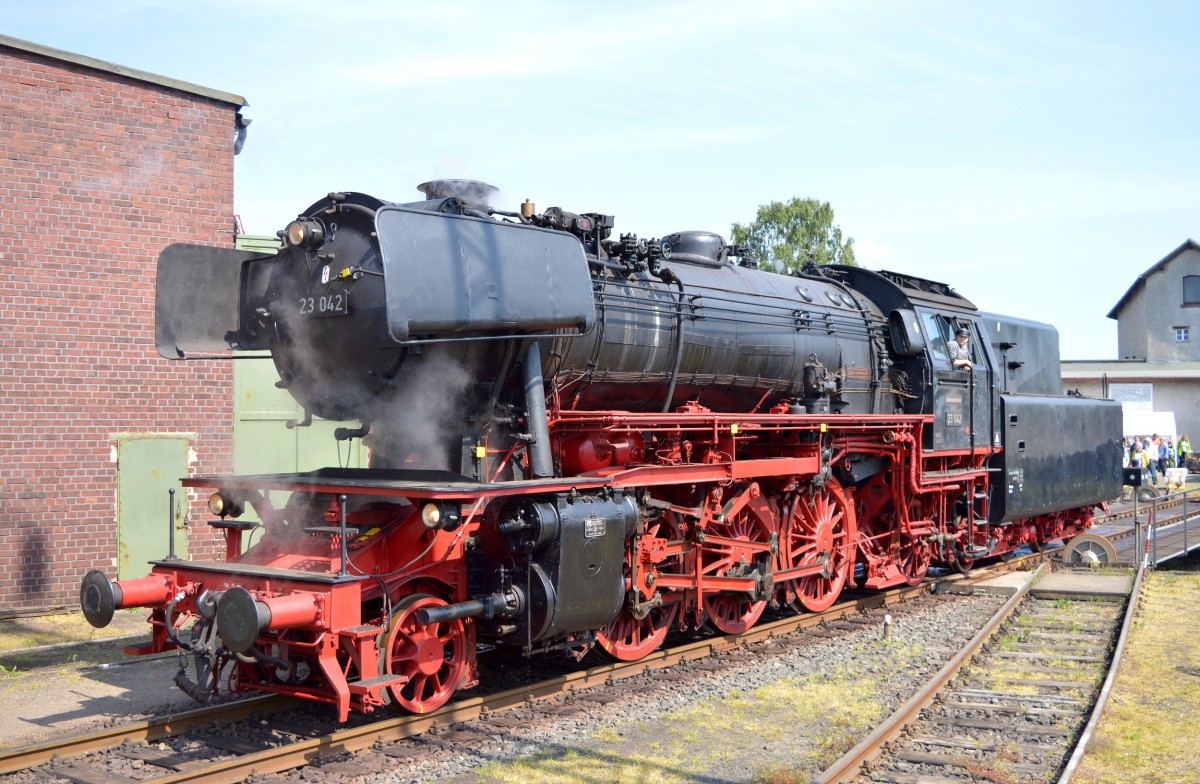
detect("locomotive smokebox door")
[156,243,270,358]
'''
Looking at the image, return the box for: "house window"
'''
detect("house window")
[1175,327,1190,342]
[1185,276,1200,305]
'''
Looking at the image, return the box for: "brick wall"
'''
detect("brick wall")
[0,45,237,612]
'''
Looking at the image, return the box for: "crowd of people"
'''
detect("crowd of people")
[1123,433,1192,486]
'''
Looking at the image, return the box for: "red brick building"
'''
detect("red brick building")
[0,35,246,613]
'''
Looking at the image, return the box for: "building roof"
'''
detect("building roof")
[0,34,246,108]
[1106,238,1200,320]
[1061,358,1200,381]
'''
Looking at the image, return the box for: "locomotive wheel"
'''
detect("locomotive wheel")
[896,532,931,586]
[1062,533,1118,566]
[949,547,976,575]
[596,513,684,661]
[703,592,766,635]
[595,602,679,661]
[384,594,469,714]
[785,481,853,613]
[699,487,772,635]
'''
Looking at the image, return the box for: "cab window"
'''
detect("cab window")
[921,313,979,365]
[920,312,951,362]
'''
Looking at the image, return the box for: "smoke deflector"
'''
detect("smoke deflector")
[155,243,269,358]
[375,206,595,343]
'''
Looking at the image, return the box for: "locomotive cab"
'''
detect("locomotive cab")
[912,310,997,453]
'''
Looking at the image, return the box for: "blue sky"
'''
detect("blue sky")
[7,1,1198,359]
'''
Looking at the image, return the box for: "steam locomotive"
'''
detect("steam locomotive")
[81,180,1122,719]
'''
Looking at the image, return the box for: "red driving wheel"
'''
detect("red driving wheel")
[785,480,854,613]
[596,513,683,661]
[699,489,772,634]
[595,603,679,661]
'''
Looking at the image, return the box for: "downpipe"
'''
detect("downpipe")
[524,341,553,478]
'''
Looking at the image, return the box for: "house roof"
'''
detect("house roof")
[1061,358,1200,380]
[1107,238,1200,320]
[0,34,246,108]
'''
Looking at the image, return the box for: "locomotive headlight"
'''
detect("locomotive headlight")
[208,491,244,519]
[283,218,326,249]
[420,501,461,531]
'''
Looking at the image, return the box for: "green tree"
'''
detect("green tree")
[731,197,856,273]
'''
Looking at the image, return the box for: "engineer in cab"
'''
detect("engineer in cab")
[949,327,973,371]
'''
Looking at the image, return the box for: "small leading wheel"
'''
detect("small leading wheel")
[950,545,976,575]
[1062,533,1118,566]
[897,532,932,585]
[384,594,469,714]
[595,602,679,661]
[703,591,766,635]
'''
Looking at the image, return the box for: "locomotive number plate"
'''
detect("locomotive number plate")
[299,290,350,317]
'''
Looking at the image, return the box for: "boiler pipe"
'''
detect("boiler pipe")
[524,341,553,478]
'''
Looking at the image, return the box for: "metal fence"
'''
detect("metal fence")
[1134,486,1200,568]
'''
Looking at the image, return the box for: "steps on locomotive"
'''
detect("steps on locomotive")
[347,674,406,696]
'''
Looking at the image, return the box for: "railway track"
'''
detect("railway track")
[816,563,1141,784]
[0,547,1105,784]
[2,577,966,784]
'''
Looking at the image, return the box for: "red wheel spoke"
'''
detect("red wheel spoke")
[698,486,772,635]
[785,481,854,613]
[596,603,677,661]
[597,510,683,662]
[385,594,468,713]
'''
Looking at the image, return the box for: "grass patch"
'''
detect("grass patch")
[0,610,154,676]
[0,609,146,654]
[468,653,916,784]
[1073,571,1200,783]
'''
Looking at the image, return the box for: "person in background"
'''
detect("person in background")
[1179,435,1192,472]
[1132,440,1150,486]
[1145,436,1160,486]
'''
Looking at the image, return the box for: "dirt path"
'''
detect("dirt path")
[0,611,198,749]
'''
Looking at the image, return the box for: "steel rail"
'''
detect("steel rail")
[0,695,293,774]
[1055,562,1146,783]
[130,583,942,784]
[812,562,1046,784]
